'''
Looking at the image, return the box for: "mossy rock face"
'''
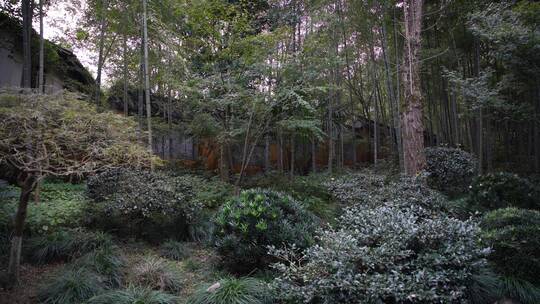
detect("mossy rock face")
[481,208,540,285]
[0,12,95,95]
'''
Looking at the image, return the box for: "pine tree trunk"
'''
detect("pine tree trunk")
[401,0,426,175]
[8,175,36,284]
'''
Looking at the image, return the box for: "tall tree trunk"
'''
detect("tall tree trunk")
[279,130,284,173]
[38,0,44,93]
[8,175,37,284]
[311,136,317,173]
[534,78,540,172]
[401,0,426,175]
[142,0,153,170]
[95,0,108,107]
[21,0,32,88]
[264,134,270,173]
[327,101,333,174]
[393,6,404,171]
[290,135,295,179]
[381,14,401,166]
[123,31,129,116]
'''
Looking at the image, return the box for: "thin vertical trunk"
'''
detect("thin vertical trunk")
[264,134,270,173]
[391,7,404,171]
[142,0,153,170]
[38,0,44,93]
[327,100,333,174]
[290,135,295,179]
[123,31,129,116]
[95,0,108,107]
[474,39,483,174]
[21,0,32,88]
[401,0,426,175]
[8,175,37,283]
[534,78,540,172]
[311,137,317,173]
[381,14,400,164]
[279,130,284,173]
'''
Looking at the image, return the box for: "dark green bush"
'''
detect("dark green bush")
[87,286,179,304]
[188,277,273,304]
[469,172,540,210]
[425,146,476,196]
[37,268,105,304]
[160,240,190,261]
[86,169,202,241]
[24,229,113,264]
[244,172,336,221]
[480,208,540,285]
[214,189,319,273]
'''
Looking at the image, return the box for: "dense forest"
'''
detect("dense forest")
[0,0,539,303]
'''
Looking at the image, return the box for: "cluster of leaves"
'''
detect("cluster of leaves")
[188,277,273,304]
[244,172,336,222]
[214,189,319,273]
[480,208,540,286]
[0,90,155,179]
[0,182,87,235]
[325,172,448,212]
[86,168,202,240]
[24,228,113,265]
[424,146,477,196]
[468,172,540,210]
[270,203,488,303]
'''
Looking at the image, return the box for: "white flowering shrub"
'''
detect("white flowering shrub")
[270,203,488,303]
[326,173,448,213]
[425,147,477,196]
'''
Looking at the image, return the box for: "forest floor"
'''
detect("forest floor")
[0,242,221,304]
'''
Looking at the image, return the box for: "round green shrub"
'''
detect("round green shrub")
[469,172,540,210]
[188,277,273,304]
[86,169,202,241]
[425,146,476,196]
[271,204,488,303]
[214,189,318,273]
[481,208,540,285]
